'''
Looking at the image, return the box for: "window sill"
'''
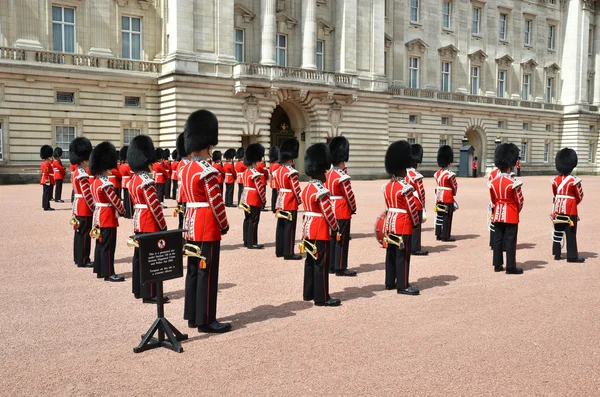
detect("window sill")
[547,49,556,53]
[472,34,483,39]
[499,40,509,45]
[524,45,534,50]
[442,28,454,34]
[409,21,422,27]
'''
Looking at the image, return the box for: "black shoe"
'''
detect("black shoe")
[314,298,341,307]
[284,254,303,260]
[398,286,420,295]
[44,208,55,211]
[248,244,264,249]
[494,266,505,272]
[567,258,585,263]
[329,269,336,274]
[198,321,232,333]
[188,321,197,329]
[56,199,65,203]
[506,267,524,274]
[106,274,125,282]
[554,254,562,261]
[84,262,94,268]
[412,250,429,256]
[303,297,313,302]
[385,285,395,290]
[276,254,284,258]
[442,237,455,242]
[143,296,170,304]
[336,269,357,277]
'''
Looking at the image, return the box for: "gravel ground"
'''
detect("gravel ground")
[1,176,599,397]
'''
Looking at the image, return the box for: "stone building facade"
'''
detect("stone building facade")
[0,0,599,182]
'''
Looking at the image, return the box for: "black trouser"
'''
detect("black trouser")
[472,169,477,178]
[276,210,298,257]
[184,241,221,326]
[410,211,423,253]
[74,216,92,267]
[225,184,234,206]
[55,180,63,201]
[156,183,165,203]
[219,183,224,197]
[303,240,331,304]
[71,187,74,203]
[552,216,579,259]
[237,183,244,205]
[172,180,179,200]
[271,188,279,213]
[493,223,518,270]
[49,184,54,200]
[165,179,171,199]
[123,188,132,219]
[132,234,156,300]
[178,202,186,230]
[243,205,261,246]
[42,184,52,209]
[435,202,454,240]
[517,168,521,176]
[329,219,351,272]
[385,235,412,290]
[93,227,118,279]
[115,187,122,200]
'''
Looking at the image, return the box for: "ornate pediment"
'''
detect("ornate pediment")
[544,62,560,74]
[521,58,538,71]
[276,12,298,29]
[114,0,152,9]
[438,44,459,59]
[385,34,393,49]
[468,49,488,64]
[405,38,428,54]
[495,54,514,68]
[317,18,334,35]
[234,4,256,23]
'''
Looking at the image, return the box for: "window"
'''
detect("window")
[52,6,75,53]
[499,14,508,41]
[497,70,506,98]
[316,41,324,71]
[408,137,417,145]
[439,138,448,147]
[589,141,596,163]
[470,66,480,95]
[546,124,553,132]
[498,120,505,129]
[524,19,532,46]
[549,0,556,4]
[409,57,420,88]
[385,0,389,17]
[384,51,388,76]
[443,0,452,29]
[123,128,142,145]
[523,122,530,130]
[441,117,450,125]
[589,28,594,55]
[0,122,3,161]
[234,29,245,62]
[55,126,75,159]
[472,8,481,35]
[56,91,74,104]
[523,74,531,100]
[122,16,142,60]
[441,62,452,92]
[409,115,418,124]
[124,96,141,108]
[588,79,594,103]
[276,34,287,66]
[543,142,550,163]
[410,0,420,23]
[590,125,595,132]
[548,25,556,50]
[520,141,528,162]
[546,77,554,103]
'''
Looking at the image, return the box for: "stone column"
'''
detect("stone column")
[301,0,317,69]
[217,0,236,63]
[88,1,113,57]
[371,0,385,76]
[560,0,590,107]
[593,11,600,104]
[14,0,43,49]
[335,0,357,73]
[260,0,277,65]
[166,0,195,57]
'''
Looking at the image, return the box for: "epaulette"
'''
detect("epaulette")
[139,171,155,187]
[413,172,424,181]
[76,167,89,179]
[400,180,415,196]
[573,177,582,186]
[447,170,456,177]
[199,160,219,179]
[286,165,298,176]
[251,168,262,179]
[100,175,114,189]
[314,181,331,200]
[339,173,351,183]
[512,180,523,189]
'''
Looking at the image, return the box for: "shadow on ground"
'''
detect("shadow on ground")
[427,244,457,253]
[115,256,133,264]
[221,242,276,251]
[516,243,536,250]
[453,234,480,241]
[355,262,385,274]
[414,274,458,291]
[579,251,598,259]
[520,260,547,271]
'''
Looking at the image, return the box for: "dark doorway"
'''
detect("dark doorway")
[270,106,295,147]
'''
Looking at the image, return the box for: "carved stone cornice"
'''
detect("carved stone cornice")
[405,38,428,54]
[234,4,256,23]
[495,54,514,68]
[468,49,488,64]
[520,58,538,72]
[438,44,459,59]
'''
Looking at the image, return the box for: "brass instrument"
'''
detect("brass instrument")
[238,202,251,214]
[69,216,80,230]
[275,210,293,221]
[382,233,404,250]
[298,239,317,260]
[434,203,448,213]
[552,214,574,227]
[127,238,139,248]
[89,227,101,239]
[183,243,207,269]
[173,204,184,217]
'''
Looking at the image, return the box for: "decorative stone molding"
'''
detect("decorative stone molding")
[276,0,285,12]
[384,34,393,49]
[405,39,428,55]
[114,0,152,9]
[588,71,595,81]
[438,44,459,59]
[495,54,514,68]
[328,101,342,127]
[242,95,261,122]
[544,63,560,76]
[468,49,488,65]
[276,12,298,29]
[317,0,328,6]
[520,58,538,72]
[115,0,128,6]
[583,0,595,11]
[234,4,256,24]
[317,18,334,36]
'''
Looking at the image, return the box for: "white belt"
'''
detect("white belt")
[53,168,59,172]
[96,203,111,207]
[244,187,256,191]
[155,173,163,176]
[280,188,292,193]
[225,173,232,175]
[74,194,83,198]
[305,211,323,217]
[556,195,575,200]
[134,204,148,209]
[186,202,209,208]
[436,187,452,191]
[330,196,344,200]
[388,208,407,213]
[108,175,116,179]
[122,176,131,180]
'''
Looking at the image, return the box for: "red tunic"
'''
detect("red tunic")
[301,180,338,241]
[241,167,266,207]
[223,161,236,184]
[180,158,228,242]
[176,158,190,202]
[119,163,132,190]
[129,172,167,233]
[152,162,167,184]
[40,159,54,185]
[516,160,521,169]
[405,168,425,211]
[72,166,95,217]
[488,168,501,183]
[235,161,247,184]
[70,163,77,173]
[213,162,225,184]
[551,174,583,216]
[472,161,478,170]
[52,159,67,181]
[257,161,268,187]
[383,178,419,235]
[434,168,458,204]
[162,160,171,179]
[489,173,524,224]
[91,175,125,228]
[108,167,122,189]
[171,161,180,180]
[275,165,302,211]
[269,163,281,189]
[325,167,357,220]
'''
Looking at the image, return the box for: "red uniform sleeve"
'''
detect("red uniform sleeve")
[513,184,524,212]
[417,179,426,207]
[551,178,558,198]
[80,177,95,212]
[403,188,420,226]
[290,173,302,205]
[450,174,458,196]
[575,181,584,204]
[254,173,266,204]
[341,178,357,213]
[104,185,125,215]
[319,195,339,231]
[142,183,166,230]
[204,173,229,231]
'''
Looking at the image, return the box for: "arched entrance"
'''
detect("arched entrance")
[464,128,485,176]
[269,102,309,174]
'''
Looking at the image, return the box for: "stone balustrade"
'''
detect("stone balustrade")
[1,47,26,60]
[234,63,359,89]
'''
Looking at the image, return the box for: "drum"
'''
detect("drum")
[374,210,387,246]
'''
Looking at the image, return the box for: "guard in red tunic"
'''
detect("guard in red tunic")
[181,110,231,333]
[275,138,303,260]
[516,157,522,176]
[487,166,502,249]
[382,141,421,295]
[223,149,237,207]
[52,147,67,203]
[551,148,585,263]
[434,145,458,242]
[69,137,94,268]
[119,146,133,219]
[268,146,280,213]
[40,145,54,211]
[128,135,170,303]
[489,143,524,274]
[89,142,126,282]
[212,150,225,193]
[152,148,168,206]
[406,144,428,256]
[175,133,190,230]
[240,143,267,249]
[472,156,478,178]
[301,143,341,307]
[235,147,247,206]
[163,149,172,200]
[171,150,179,200]
[256,158,269,211]
[325,136,357,276]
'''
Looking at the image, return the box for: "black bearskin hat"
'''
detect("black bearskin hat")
[155,148,163,160]
[172,149,178,161]
[279,138,299,162]
[555,148,578,174]
[236,147,245,160]
[385,141,412,175]
[269,146,279,163]
[53,147,63,158]
[128,135,157,172]
[212,150,222,162]
[304,143,331,178]
[329,136,350,164]
[69,137,92,165]
[411,144,423,168]
[119,146,128,162]
[89,141,117,176]
[494,143,520,170]
[437,145,454,168]
[244,143,265,166]
[176,133,187,160]
[224,148,236,160]
[40,145,53,159]
[184,109,219,154]
[163,148,171,160]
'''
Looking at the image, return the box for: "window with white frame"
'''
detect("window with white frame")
[497,70,506,98]
[524,19,533,46]
[407,137,417,145]
[590,141,596,162]
[0,122,3,161]
[523,74,531,100]
[123,128,142,145]
[548,24,556,50]
[276,34,287,66]
[441,116,450,125]
[316,41,324,71]
[546,78,554,103]
[439,138,448,147]
[549,0,556,4]
[56,91,75,104]
[410,0,420,23]
[52,6,75,53]
[56,126,75,159]
[520,141,528,162]
[443,0,452,29]
[122,16,142,60]
[409,57,420,88]
[124,96,141,108]
[543,141,550,163]
[546,124,553,132]
[409,115,418,124]
[499,14,508,41]
[234,29,245,62]
[523,122,530,130]
[441,62,452,92]
[470,66,480,95]
[498,120,505,129]
[472,7,481,35]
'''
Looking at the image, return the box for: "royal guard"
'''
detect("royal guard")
[52,147,67,203]
[223,149,237,207]
[40,145,54,211]
[89,142,126,282]
[325,136,357,276]
[235,147,247,205]
[275,138,303,260]
[516,156,522,176]
[163,149,172,200]
[256,156,269,210]
[69,137,94,268]
[406,144,428,256]
[119,146,133,219]
[128,135,170,303]
[300,143,341,307]
[268,146,280,213]
[487,165,502,249]
[152,148,168,207]
[240,143,267,249]
[175,133,190,230]
[434,145,458,242]
[181,110,231,333]
[171,149,179,200]
[551,148,585,263]
[109,160,122,200]
[212,150,225,193]
[472,156,478,178]
[489,143,524,274]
